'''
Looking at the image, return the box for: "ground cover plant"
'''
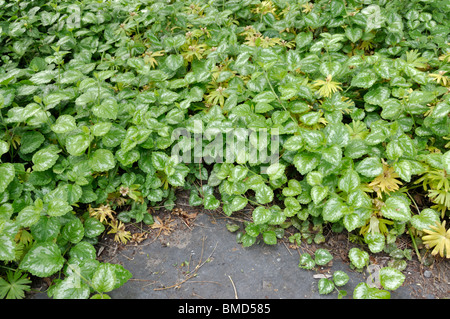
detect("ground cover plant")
[0,0,449,299]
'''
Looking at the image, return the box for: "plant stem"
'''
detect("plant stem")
[409,229,422,263]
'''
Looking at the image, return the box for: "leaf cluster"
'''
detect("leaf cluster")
[0,0,450,299]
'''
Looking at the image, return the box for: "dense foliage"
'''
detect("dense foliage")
[0,0,449,299]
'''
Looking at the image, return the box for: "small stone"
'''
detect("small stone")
[423,270,432,278]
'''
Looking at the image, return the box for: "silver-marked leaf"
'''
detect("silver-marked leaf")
[379,267,405,291]
[19,242,64,277]
[30,70,57,84]
[323,197,346,222]
[356,157,383,177]
[364,232,385,253]
[353,282,390,299]
[293,152,320,175]
[315,248,333,266]
[88,149,116,172]
[348,247,369,269]
[51,115,77,134]
[92,98,118,120]
[380,195,411,222]
[252,206,272,225]
[410,208,440,231]
[333,270,349,287]
[32,145,61,171]
[0,163,15,193]
[318,278,334,295]
[351,69,377,88]
[47,198,73,217]
[66,133,91,156]
[91,263,116,293]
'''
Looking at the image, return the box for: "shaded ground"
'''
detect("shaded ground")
[98,192,449,299]
[29,190,449,299]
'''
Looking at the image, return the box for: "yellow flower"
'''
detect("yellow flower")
[312,74,343,98]
[368,163,403,198]
[142,50,165,69]
[108,219,132,245]
[429,71,449,86]
[422,220,450,258]
[89,204,115,224]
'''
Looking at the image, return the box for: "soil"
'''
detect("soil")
[28,189,449,299]
[95,189,449,299]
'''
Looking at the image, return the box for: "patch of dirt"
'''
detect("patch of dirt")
[95,189,450,299]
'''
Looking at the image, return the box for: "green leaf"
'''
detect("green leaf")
[310,185,328,205]
[293,152,320,175]
[84,218,105,238]
[283,135,304,151]
[321,145,342,166]
[364,86,390,106]
[69,242,97,261]
[0,235,16,261]
[30,70,57,84]
[66,133,91,156]
[151,152,169,171]
[351,69,377,88]
[379,267,405,291]
[108,263,132,289]
[345,27,363,43]
[51,274,90,299]
[204,194,220,210]
[252,206,272,225]
[32,145,61,171]
[19,242,64,277]
[92,98,118,120]
[343,213,361,232]
[91,122,112,137]
[47,198,73,217]
[411,209,440,231]
[266,162,285,181]
[353,282,390,299]
[356,157,383,178]
[318,278,334,295]
[230,196,248,213]
[380,195,411,222]
[443,150,450,173]
[338,169,360,193]
[20,131,45,154]
[333,270,349,287]
[0,140,9,157]
[31,217,61,242]
[241,233,256,247]
[0,270,32,299]
[88,149,116,172]
[323,197,346,222]
[315,248,333,266]
[16,203,42,228]
[295,32,313,49]
[165,54,184,71]
[262,231,277,245]
[91,263,116,293]
[51,115,77,134]
[298,253,315,270]
[282,179,302,197]
[62,219,84,244]
[364,232,385,253]
[253,91,277,104]
[254,183,274,204]
[0,163,15,193]
[348,247,369,269]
